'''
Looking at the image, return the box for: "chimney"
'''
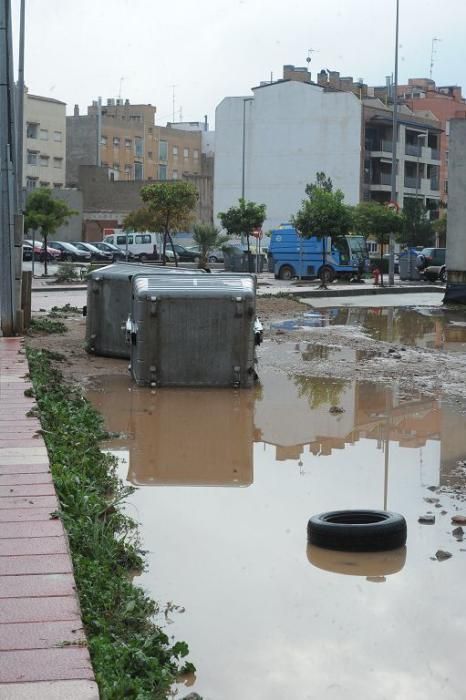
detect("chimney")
[73,104,79,117]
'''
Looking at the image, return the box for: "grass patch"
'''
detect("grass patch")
[54,263,80,284]
[27,348,193,699]
[30,317,67,334]
[49,303,82,317]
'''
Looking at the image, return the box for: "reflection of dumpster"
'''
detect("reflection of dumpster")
[399,248,421,281]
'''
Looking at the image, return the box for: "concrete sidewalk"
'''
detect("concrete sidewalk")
[0,338,98,699]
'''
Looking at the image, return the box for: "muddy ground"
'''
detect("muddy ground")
[26,295,466,406]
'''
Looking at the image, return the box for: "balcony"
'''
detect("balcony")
[367,140,393,154]
[430,177,440,191]
[430,148,440,161]
[404,175,421,189]
[371,172,392,186]
[405,143,422,157]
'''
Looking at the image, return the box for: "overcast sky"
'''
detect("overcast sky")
[11,0,466,127]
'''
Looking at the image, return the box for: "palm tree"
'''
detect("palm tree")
[192,223,229,269]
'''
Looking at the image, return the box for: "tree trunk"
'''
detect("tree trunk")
[167,231,178,267]
[246,233,252,272]
[162,231,167,266]
[43,234,48,277]
[380,240,384,287]
[319,237,327,289]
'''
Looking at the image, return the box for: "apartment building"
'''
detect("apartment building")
[67,99,204,186]
[214,65,442,230]
[24,90,66,191]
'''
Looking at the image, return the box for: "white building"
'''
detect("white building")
[24,90,66,192]
[214,79,362,231]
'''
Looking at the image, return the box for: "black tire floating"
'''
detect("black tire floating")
[307,510,407,552]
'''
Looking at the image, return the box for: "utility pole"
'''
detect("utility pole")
[16,0,25,203]
[389,0,400,287]
[0,0,20,336]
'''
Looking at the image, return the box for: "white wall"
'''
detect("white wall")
[214,81,362,231]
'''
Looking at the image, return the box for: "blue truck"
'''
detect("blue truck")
[268,225,369,282]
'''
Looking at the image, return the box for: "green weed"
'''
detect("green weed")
[30,317,67,334]
[27,348,194,699]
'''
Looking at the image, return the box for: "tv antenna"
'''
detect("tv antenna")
[169,84,177,123]
[429,37,441,80]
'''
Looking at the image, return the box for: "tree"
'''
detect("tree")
[398,199,434,248]
[292,172,352,287]
[124,181,198,265]
[432,213,447,247]
[192,223,229,269]
[24,188,77,276]
[352,202,402,286]
[218,198,266,267]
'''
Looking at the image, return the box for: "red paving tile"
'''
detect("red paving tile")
[0,521,64,539]
[0,339,95,690]
[0,536,68,556]
[0,484,56,498]
[0,474,53,487]
[0,508,56,522]
[0,496,58,511]
[0,554,72,576]
[0,573,75,599]
[0,620,85,651]
[0,596,80,624]
[0,647,94,683]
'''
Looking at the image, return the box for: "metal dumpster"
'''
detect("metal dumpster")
[128,275,257,388]
[399,249,421,281]
[86,262,206,358]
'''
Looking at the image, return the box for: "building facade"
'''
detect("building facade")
[24,91,66,191]
[214,66,442,231]
[67,99,205,186]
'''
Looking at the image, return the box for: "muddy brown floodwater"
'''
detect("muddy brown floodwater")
[87,359,466,699]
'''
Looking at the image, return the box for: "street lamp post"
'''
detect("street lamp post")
[389,0,400,286]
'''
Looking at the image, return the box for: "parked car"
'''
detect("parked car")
[72,241,113,262]
[90,241,126,262]
[48,241,92,262]
[416,247,446,271]
[103,231,159,261]
[163,244,200,262]
[421,265,447,283]
[23,240,62,262]
[186,245,225,263]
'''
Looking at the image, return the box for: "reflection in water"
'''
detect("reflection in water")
[272,305,466,351]
[87,367,466,699]
[307,544,407,577]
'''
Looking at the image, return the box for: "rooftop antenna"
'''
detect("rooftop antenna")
[169,84,177,123]
[429,37,441,80]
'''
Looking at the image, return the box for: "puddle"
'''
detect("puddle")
[87,370,466,699]
[272,306,466,352]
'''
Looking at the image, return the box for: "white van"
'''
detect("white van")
[103,230,159,261]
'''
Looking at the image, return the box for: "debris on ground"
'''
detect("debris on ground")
[418,514,435,524]
[452,526,464,540]
[435,550,453,561]
[452,515,466,525]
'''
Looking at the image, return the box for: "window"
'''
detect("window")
[134,162,143,180]
[117,234,133,245]
[445,151,449,164]
[101,135,108,146]
[27,150,39,165]
[53,183,63,189]
[53,157,63,168]
[172,169,178,180]
[444,180,448,194]
[113,137,120,147]
[159,140,168,161]
[40,129,48,141]
[39,181,50,187]
[125,138,132,149]
[26,177,38,191]
[183,147,189,158]
[173,145,178,156]
[113,162,120,170]
[134,137,143,157]
[148,127,153,134]
[135,234,151,244]
[26,123,38,139]
[148,151,153,159]
[39,155,49,167]
[53,131,62,142]
[367,241,378,253]
[158,164,167,180]
[124,164,132,177]
[193,149,199,160]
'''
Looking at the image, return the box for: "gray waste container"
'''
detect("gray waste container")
[399,249,421,281]
[128,275,256,388]
[86,262,205,358]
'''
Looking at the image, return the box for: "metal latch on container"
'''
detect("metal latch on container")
[125,317,138,346]
[232,296,244,317]
[149,364,157,387]
[232,365,241,387]
[149,296,158,317]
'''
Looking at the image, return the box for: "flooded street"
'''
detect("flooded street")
[88,349,466,699]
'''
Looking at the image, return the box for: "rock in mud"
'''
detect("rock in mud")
[452,526,464,540]
[452,515,466,525]
[435,550,452,561]
[424,497,440,504]
[329,406,345,415]
[418,514,435,524]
